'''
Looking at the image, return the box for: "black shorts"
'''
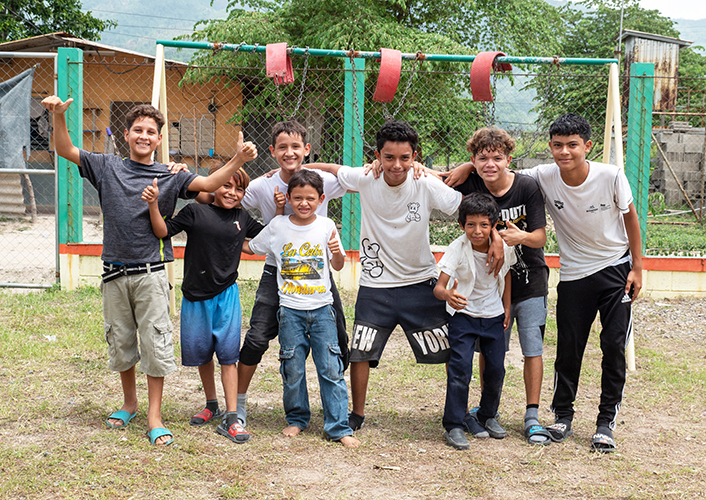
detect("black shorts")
[349,279,449,367]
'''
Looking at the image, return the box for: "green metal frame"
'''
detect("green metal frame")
[56,47,83,245]
[155,40,620,250]
[626,62,655,253]
[156,40,618,66]
[342,58,364,251]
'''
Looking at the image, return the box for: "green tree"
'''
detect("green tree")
[182,0,565,164]
[0,0,115,41]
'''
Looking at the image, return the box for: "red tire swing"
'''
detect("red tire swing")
[470,51,512,102]
[266,42,294,84]
[372,48,402,103]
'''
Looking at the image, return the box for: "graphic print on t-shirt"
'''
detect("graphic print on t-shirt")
[280,242,325,281]
[498,202,531,285]
[405,202,422,222]
[360,238,384,279]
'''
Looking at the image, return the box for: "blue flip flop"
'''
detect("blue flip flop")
[147,427,174,446]
[106,410,137,429]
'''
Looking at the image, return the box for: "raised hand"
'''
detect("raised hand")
[141,178,159,204]
[499,221,526,247]
[274,185,286,209]
[328,230,342,256]
[41,96,73,114]
[240,140,258,162]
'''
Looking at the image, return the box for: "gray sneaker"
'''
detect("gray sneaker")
[482,417,507,439]
[444,428,470,450]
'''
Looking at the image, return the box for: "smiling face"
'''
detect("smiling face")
[287,184,324,225]
[212,175,245,210]
[473,148,512,184]
[461,214,492,253]
[549,134,592,180]
[269,132,311,179]
[124,116,162,164]
[375,140,417,187]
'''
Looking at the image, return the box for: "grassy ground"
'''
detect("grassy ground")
[1,285,705,499]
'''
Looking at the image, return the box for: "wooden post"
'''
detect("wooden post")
[151,44,176,314]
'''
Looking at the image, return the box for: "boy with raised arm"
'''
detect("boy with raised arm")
[448,128,551,445]
[41,95,256,446]
[246,169,358,447]
[142,165,282,443]
[435,193,515,450]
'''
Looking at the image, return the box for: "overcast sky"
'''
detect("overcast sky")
[639,0,706,21]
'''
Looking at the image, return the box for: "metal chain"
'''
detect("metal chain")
[513,64,556,162]
[288,48,310,120]
[349,55,374,151]
[383,52,422,121]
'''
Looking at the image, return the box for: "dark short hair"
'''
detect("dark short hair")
[125,104,165,132]
[376,120,418,153]
[288,169,323,196]
[458,192,500,226]
[549,113,591,142]
[208,163,251,190]
[271,120,307,147]
[466,127,515,157]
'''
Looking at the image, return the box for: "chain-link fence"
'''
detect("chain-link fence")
[0,53,57,288]
[152,52,613,243]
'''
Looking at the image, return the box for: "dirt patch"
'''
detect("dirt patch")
[1,291,705,498]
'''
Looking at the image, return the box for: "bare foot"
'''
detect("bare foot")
[339,435,360,448]
[282,425,302,437]
[107,404,138,427]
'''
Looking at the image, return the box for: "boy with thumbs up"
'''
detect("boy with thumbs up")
[245,169,358,447]
[434,193,516,450]
[41,95,257,446]
[442,127,551,446]
[142,165,283,444]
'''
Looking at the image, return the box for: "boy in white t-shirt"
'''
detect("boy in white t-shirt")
[329,121,504,431]
[435,193,516,450]
[524,113,643,453]
[246,169,358,447]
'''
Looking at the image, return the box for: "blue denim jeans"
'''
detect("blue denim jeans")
[277,305,353,441]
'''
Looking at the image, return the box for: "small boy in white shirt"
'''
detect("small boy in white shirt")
[434,193,516,450]
[246,169,358,447]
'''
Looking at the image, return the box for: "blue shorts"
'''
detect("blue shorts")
[180,282,242,366]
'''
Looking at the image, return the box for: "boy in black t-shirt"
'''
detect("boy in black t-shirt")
[142,165,284,443]
[443,127,552,445]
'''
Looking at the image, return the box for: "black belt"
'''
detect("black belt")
[101,262,165,283]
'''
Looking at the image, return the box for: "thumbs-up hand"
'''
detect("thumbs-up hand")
[273,185,286,209]
[499,220,525,247]
[41,96,73,114]
[141,178,159,204]
[446,278,468,310]
[328,230,342,256]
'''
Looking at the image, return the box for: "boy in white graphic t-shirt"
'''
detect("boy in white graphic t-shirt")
[246,169,358,448]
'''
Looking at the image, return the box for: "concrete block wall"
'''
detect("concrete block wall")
[652,124,706,207]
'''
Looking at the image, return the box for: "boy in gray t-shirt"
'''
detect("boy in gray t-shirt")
[42,95,257,446]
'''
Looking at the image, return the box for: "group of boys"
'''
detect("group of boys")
[42,92,641,454]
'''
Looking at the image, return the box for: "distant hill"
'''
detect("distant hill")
[81,0,230,61]
[81,0,705,61]
[673,19,706,51]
